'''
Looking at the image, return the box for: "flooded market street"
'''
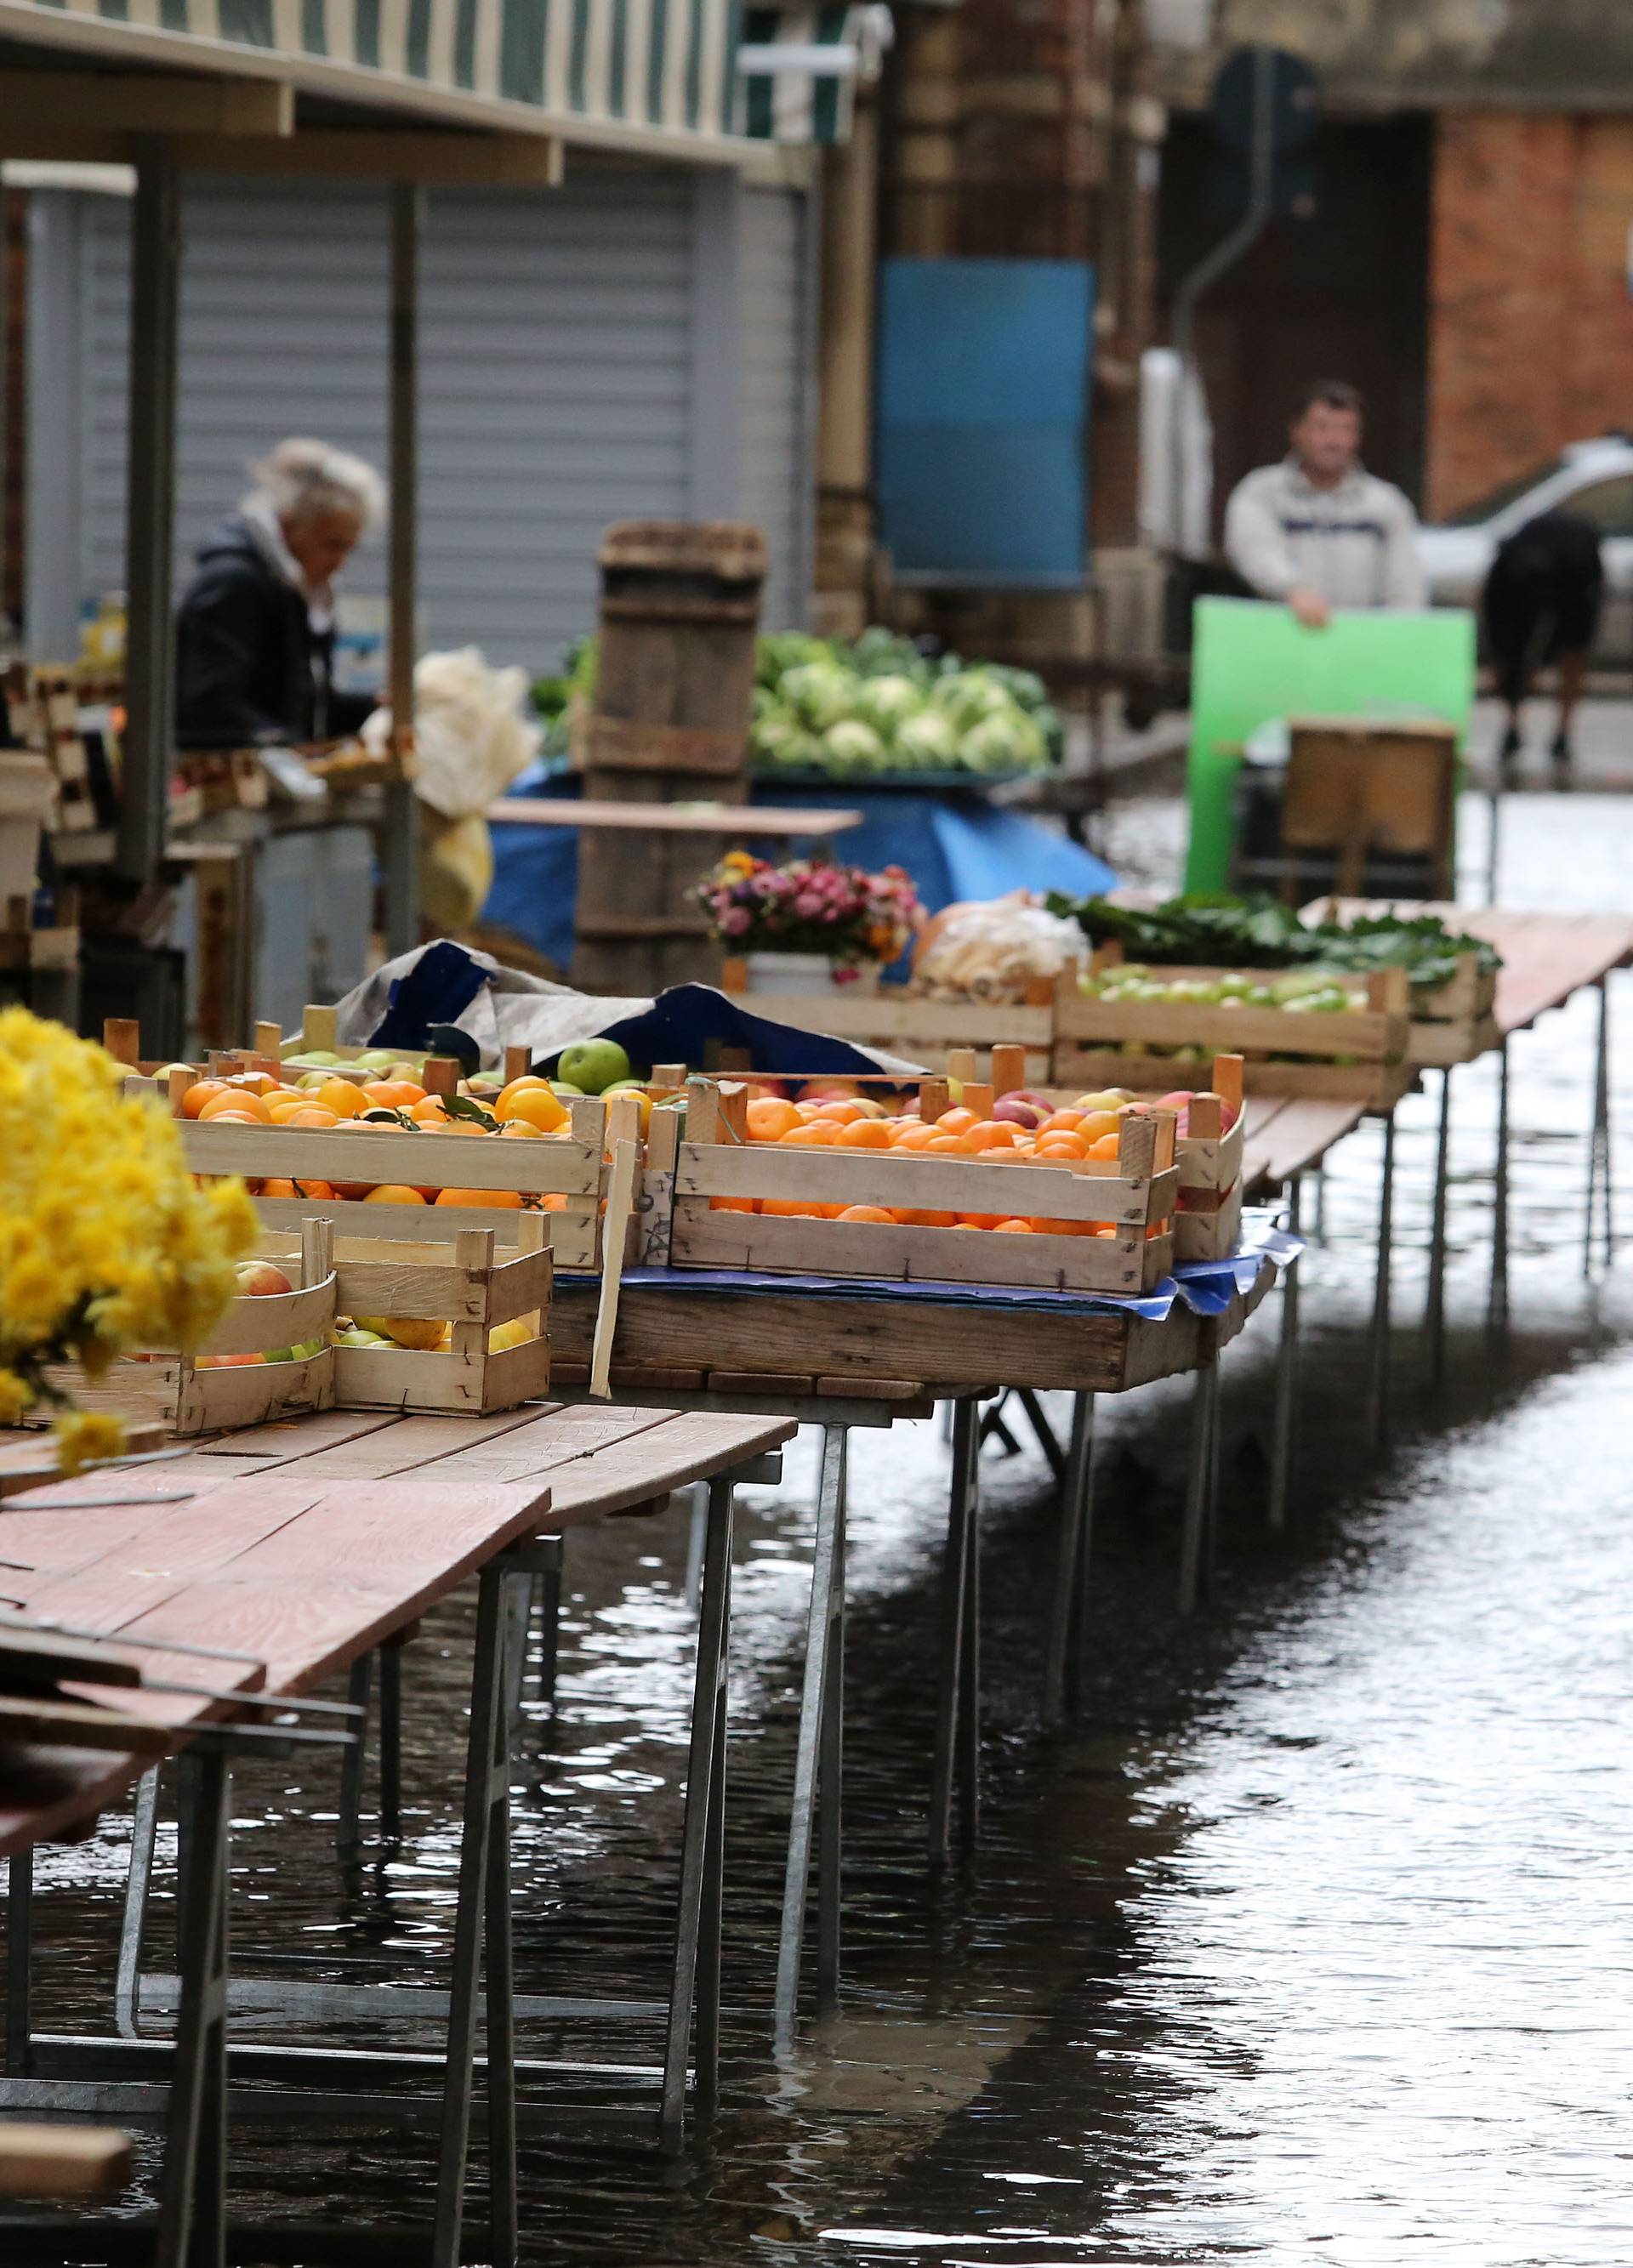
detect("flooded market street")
[18,791,1633,2265]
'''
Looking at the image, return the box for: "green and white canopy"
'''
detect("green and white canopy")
[737,2,889,144]
[0,0,752,151]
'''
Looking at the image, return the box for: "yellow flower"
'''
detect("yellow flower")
[53,1411,127,1475]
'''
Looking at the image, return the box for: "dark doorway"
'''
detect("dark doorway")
[1158,112,1433,530]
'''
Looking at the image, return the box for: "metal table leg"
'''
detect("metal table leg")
[930,1399,981,1866]
[775,1424,847,2049]
[1178,1357,1219,1616]
[156,1747,230,2268]
[378,1642,403,1839]
[1367,1109,1397,1450]
[1016,1388,1067,1484]
[1042,1392,1095,1728]
[116,1765,162,2039]
[532,1534,564,1710]
[6,1850,32,2078]
[1488,1038,1511,1333]
[661,1470,734,2154]
[430,1556,516,2268]
[1424,1067,1454,1387]
[1311,1161,1327,1243]
[337,1651,373,1855]
[1585,976,1613,1275]
[1268,1178,1302,1532]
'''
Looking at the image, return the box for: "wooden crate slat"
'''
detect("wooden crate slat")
[185,1120,600,1197]
[674,1140,1176,1227]
[671,1205,1169,1295]
[1175,1185,1244,1263]
[195,1275,336,1357]
[1058,992,1402,1060]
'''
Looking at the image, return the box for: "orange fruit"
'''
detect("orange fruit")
[364,1185,428,1206]
[199,1088,270,1123]
[498,1084,567,1131]
[284,1105,341,1129]
[890,1122,939,1151]
[1088,1133,1121,1161]
[266,1095,311,1123]
[835,1203,895,1224]
[496,1075,549,1110]
[934,1106,977,1134]
[411,1097,451,1123]
[993,1218,1037,1233]
[747,1097,802,1143]
[814,1099,867,1126]
[316,1078,369,1120]
[1039,1108,1085,1134]
[361,1079,425,1108]
[709,1195,759,1214]
[835,1118,892,1150]
[435,1187,521,1208]
[780,1121,839,1146]
[1080,1110,1123,1142]
[259,1177,336,1200]
[1037,1134,1089,1160]
[957,1211,1005,1231]
[925,1134,966,1155]
[179,1080,229,1119]
[200,1108,264,1127]
[893,1207,958,1228]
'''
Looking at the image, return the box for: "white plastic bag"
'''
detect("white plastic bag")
[361,646,541,820]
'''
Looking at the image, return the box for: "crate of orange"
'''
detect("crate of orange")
[982,1044,1248,1265]
[140,1052,617,1272]
[669,1076,1179,1296]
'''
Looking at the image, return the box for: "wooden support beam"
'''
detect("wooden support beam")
[0,125,562,186]
[0,71,293,137]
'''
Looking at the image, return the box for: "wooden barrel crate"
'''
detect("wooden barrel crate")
[572,520,767,997]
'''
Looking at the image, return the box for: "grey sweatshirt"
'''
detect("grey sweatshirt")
[1224,457,1425,610]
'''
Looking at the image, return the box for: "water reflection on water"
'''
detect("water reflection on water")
[18,790,1633,2264]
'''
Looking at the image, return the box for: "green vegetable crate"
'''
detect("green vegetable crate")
[1052,949,1414,1107]
[1304,901,1498,1067]
[720,960,1055,1085]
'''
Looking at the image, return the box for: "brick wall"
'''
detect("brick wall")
[1427,111,1633,518]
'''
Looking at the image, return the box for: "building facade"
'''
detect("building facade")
[1152,0,1633,522]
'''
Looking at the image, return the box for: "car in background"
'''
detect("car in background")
[1416,435,1633,662]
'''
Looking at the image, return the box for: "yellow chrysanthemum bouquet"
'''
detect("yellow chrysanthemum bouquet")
[0,1009,258,1469]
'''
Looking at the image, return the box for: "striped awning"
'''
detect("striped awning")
[737,3,890,145]
[0,0,749,153]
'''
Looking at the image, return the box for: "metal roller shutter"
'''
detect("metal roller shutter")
[57,168,703,673]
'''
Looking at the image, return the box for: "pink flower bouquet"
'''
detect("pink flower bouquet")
[697,852,923,971]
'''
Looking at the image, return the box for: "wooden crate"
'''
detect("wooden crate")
[1297,908,1499,1068]
[265,1220,552,1416]
[1030,1049,1245,1199]
[43,1221,339,1436]
[1053,954,1412,1107]
[719,959,1055,1082]
[667,1079,1178,1296]
[1175,1182,1244,1265]
[271,1003,430,1083]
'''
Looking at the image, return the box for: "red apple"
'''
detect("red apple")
[236,1261,293,1299]
[992,1096,1049,1131]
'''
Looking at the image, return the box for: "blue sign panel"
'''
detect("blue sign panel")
[875,258,1095,588]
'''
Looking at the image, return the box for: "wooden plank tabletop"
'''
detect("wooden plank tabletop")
[547,1263,1277,1397]
[489,798,862,838]
[1318,901,1633,1039]
[1240,1094,1369,1191]
[0,1401,792,1862]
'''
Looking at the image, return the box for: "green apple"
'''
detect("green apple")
[297,1069,333,1090]
[353,1049,396,1071]
[549,1080,583,1098]
[334,1326,390,1349]
[287,1049,339,1068]
[556,1038,631,1095]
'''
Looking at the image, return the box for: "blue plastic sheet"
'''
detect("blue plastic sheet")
[482,769,1116,974]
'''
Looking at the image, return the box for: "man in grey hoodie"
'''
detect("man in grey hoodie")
[1225,380,1424,631]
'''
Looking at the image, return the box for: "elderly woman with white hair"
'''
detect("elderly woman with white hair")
[175,437,385,748]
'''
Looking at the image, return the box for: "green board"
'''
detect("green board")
[1186,599,1478,893]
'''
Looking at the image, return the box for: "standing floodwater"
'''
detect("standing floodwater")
[14,789,1633,2265]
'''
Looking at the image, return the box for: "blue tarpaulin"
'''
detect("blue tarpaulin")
[483,770,1116,974]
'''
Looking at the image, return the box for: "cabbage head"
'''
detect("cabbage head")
[855,673,924,739]
[822,719,887,774]
[930,668,1016,733]
[891,708,960,769]
[960,708,1046,773]
[782,661,860,733]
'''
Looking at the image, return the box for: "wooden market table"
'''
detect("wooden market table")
[548,1255,1277,1913]
[0,1398,793,2268]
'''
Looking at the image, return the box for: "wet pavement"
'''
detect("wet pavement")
[13,787,1633,2265]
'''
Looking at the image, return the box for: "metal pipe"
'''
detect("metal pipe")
[1425,1067,1454,1385]
[1267,1177,1301,1532]
[384,183,423,954]
[1367,1110,1397,1448]
[117,145,182,884]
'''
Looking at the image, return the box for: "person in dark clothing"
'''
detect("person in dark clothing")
[1482,508,1604,781]
[175,436,384,749]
